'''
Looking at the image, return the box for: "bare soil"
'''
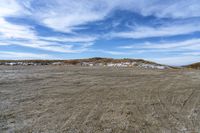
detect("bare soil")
[0,66,200,133]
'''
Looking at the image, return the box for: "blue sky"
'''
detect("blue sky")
[0,0,200,66]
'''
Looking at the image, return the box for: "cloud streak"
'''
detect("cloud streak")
[120,38,200,51]
[0,51,53,59]
[110,22,200,39]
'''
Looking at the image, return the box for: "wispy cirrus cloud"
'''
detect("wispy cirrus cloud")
[0,18,36,40]
[182,52,200,56]
[0,39,94,53]
[93,49,129,55]
[39,36,97,43]
[0,51,53,60]
[22,0,200,33]
[120,38,200,51]
[21,0,115,32]
[129,0,200,19]
[0,0,96,54]
[0,0,24,17]
[110,22,200,39]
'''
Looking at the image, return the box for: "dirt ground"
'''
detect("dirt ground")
[0,66,200,133]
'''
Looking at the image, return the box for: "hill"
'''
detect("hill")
[185,62,200,69]
[0,57,171,69]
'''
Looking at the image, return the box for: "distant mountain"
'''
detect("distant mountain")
[0,58,172,69]
[185,62,200,69]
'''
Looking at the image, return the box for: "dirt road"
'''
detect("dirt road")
[0,66,200,133]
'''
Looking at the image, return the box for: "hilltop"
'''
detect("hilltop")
[0,57,171,69]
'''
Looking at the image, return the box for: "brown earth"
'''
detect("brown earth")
[186,62,200,69]
[0,66,200,133]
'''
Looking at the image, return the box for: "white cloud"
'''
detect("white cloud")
[111,23,200,39]
[0,39,93,53]
[0,51,53,59]
[40,36,97,43]
[24,0,200,33]
[2,0,200,33]
[0,0,23,17]
[120,38,200,51]
[0,1,95,53]
[2,0,200,36]
[183,52,200,56]
[0,20,94,53]
[123,0,200,19]
[24,0,116,32]
[96,50,129,55]
[0,18,36,40]
[0,0,35,40]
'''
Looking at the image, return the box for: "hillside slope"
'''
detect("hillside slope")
[185,62,200,69]
[0,57,171,69]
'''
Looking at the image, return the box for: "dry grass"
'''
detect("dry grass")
[186,62,200,69]
[0,66,200,132]
[0,58,167,66]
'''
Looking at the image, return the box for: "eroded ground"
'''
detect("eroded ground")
[0,66,200,133]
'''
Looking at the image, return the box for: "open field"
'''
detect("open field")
[0,66,200,133]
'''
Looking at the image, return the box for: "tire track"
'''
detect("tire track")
[150,76,178,131]
[156,74,190,132]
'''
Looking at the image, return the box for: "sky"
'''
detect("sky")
[0,0,200,66]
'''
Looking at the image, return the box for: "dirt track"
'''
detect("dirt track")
[0,66,200,133]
